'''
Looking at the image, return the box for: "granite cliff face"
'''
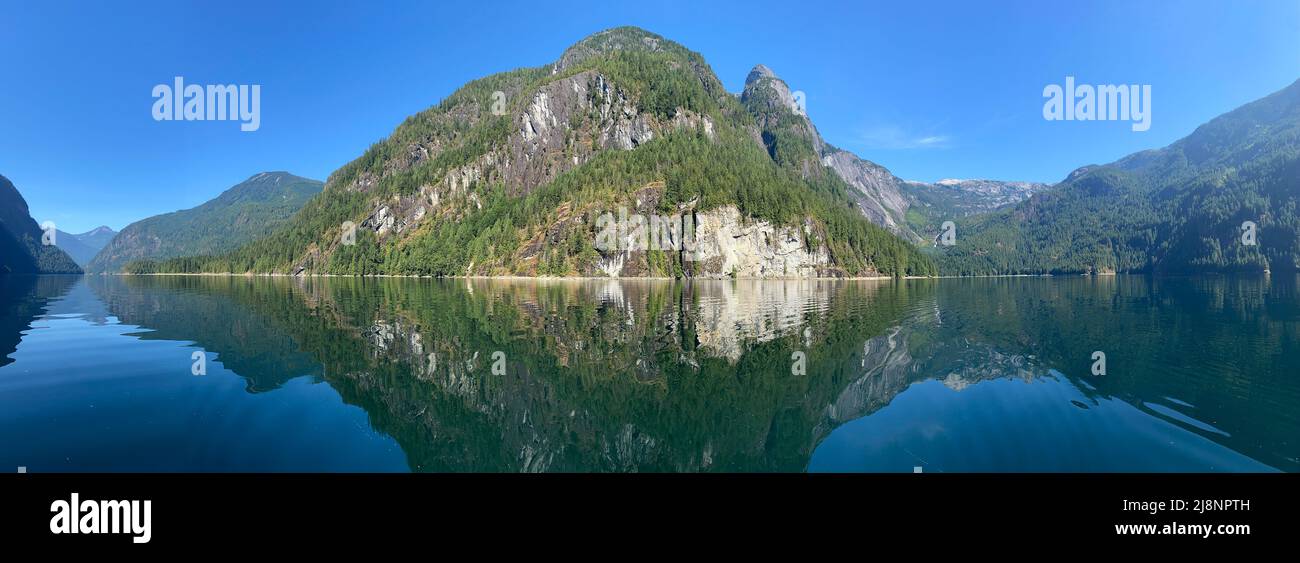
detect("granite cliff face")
[821,149,912,234]
[689,206,832,278]
[341,69,719,274]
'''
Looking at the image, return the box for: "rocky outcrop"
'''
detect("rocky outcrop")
[688,206,831,278]
[510,71,656,190]
[585,202,834,279]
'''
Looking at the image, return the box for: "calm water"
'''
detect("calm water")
[0,274,1296,472]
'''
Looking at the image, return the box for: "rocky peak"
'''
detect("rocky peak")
[741,64,798,114]
[744,64,778,85]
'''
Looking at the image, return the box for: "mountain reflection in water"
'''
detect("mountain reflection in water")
[0,275,1294,472]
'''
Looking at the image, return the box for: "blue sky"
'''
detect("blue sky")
[2,0,1297,233]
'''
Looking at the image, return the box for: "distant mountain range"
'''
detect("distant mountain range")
[88,172,322,273]
[0,175,81,274]
[898,179,1051,241]
[54,226,116,267]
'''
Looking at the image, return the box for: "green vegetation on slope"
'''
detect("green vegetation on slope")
[91,172,322,273]
[937,79,1300,275]
[128,27,935,278]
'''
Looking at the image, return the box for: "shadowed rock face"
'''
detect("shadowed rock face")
[0,174,81,274]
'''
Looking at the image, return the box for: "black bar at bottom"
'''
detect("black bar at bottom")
[2,473,1292,549]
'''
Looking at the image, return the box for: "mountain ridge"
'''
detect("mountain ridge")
[938,77,1300,275]
[54,226,118,267]
[89,172,323,273]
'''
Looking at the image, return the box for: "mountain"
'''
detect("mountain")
[88,172,323,273]
[898,179,1050,240]
[0,175,82,274]
[939,78,1300,275]
[739,64,1040,243]
[740,64,913,237]
[55,226,116,267]
[133,27,935,278]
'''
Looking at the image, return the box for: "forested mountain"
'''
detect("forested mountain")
[0,174,82,274]
[55,226,116,267]
[130,27,936,278]
[89,172,322,273]
[938,78,1300,275]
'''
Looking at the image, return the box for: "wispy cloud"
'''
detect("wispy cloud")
[854,126,953,150]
